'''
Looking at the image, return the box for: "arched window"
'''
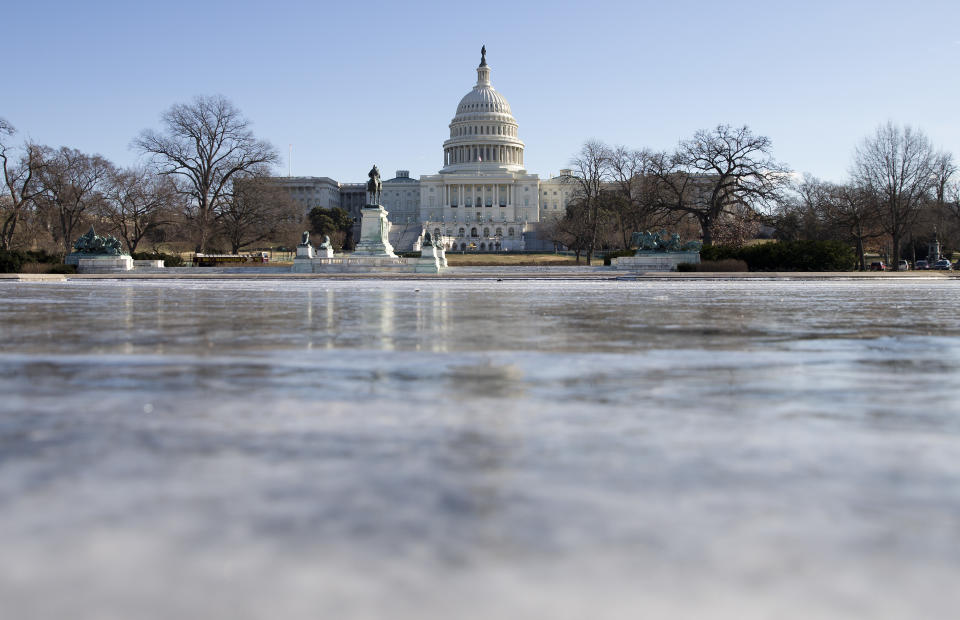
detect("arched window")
[460,243,466,250]
[508,228,515,237]
[483,227,490,237]
[458,228,465,237]
[495,227,503,236]
[480,242,486,251]
[470,227,478,238]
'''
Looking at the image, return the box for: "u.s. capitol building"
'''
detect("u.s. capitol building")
[273,48,573,251]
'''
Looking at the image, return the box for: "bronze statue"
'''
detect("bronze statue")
[480,45,487,67]
[630,229,701,253]
[299,231,311,246]
[366,165,382,206]
[72,225,123,256]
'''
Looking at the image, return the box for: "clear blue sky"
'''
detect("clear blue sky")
[5,0,959,183]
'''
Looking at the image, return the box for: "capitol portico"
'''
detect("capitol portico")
[273,47,573,251]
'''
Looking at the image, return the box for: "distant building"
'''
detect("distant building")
[268,176,341,212]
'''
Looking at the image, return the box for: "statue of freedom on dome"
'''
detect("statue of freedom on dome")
[480,45,487,67]
[366,164,382,206]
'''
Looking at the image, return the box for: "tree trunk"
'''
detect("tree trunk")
[855,236,865,271]
[700,216,713,246]
[1,214,19,250]
[891,231,901,271]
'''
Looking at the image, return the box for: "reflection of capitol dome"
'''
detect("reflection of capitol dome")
[441,47,525,173]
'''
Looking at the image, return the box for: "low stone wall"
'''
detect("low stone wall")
[615,252,700,272]
[77,256,134,273]
[133,260,165,269]
[292,256,414,274]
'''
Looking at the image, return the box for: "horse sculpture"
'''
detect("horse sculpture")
[72,226,123,256]
[366,165,382,206]
[629,229,701,253]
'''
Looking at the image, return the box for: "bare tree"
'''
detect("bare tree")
[930,152,956,208]
[0,119,47,250]
[852,122,937,270]
[564,140,611,264]
[710,203,762,246]
[647,150,700,231]
[606,145,666,248]
[35,147,112,254]
[100,166,180,253]
[135,95,278,252]
[820,183,883,271]
[219,172,302,254]
[943,174,960,229]
[548,199,593,263]
[773,174,840,242]
[666,124,790,245]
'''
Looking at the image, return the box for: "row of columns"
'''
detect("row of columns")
[443,184,514,208]
[428,225,518,238]
[444,145,523,166]
[454,125,517,138]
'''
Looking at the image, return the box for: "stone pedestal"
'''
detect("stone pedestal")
[353,205,396,257]
[615,251,700,272]
[414,244,442,274]
[316,246,334,258]
[296,244,315,259]
[77,255,134,273]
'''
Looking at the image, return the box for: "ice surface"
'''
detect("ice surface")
[1,279,959,619]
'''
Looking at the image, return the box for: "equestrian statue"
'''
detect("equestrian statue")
[366,164,382,206]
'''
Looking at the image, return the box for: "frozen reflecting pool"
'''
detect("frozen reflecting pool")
[1,279,959,619]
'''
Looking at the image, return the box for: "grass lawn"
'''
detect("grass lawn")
[443,253,581,266]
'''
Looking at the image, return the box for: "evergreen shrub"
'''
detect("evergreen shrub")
[132,251,185,267]
[47,264,77,274]
[677,259,748,272]
[700,241,855,271]
[0,250,25,273]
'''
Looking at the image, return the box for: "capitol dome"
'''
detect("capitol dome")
[441,47,525,173]
[454,82,512,116]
